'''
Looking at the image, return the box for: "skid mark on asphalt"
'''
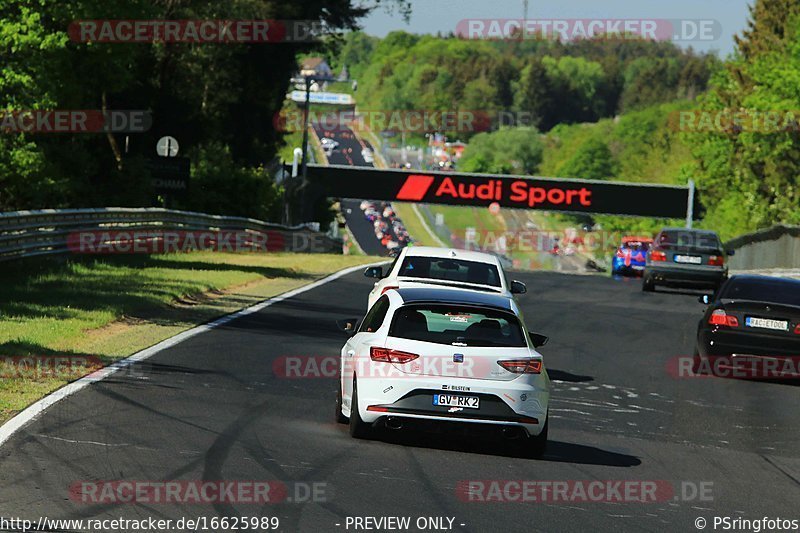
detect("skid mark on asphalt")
[547,378,777,450]
[237,433,359,531]
[399,448,475,533]
[18,430,207,521]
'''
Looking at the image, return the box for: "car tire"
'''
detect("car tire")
[335,383,348,424]
[349,379,372,439]
[642,275,655,292]
[524,417,548,459]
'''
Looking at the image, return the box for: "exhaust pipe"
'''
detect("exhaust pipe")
[502,426,523,440]
[385,417,403,430]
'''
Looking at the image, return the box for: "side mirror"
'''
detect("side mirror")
[364,266,383,279]
[529,331,548,348]
[698,294,711,305]
[510,280,527,294]
[727,249,736,256]
[336,318,359,336]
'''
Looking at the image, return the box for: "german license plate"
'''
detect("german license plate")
[674,255,702,264]
[745,317,789,331]
[433,394,479,409]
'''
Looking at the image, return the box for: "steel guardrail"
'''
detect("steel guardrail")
[0,208,342,261]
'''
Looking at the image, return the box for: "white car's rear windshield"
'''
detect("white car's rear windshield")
[389,304,526,347]
[398,257,502,287]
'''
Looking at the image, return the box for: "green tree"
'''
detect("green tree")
[688,4,800,238]
[735,0,800,59]
[620,57,681,112]
[542,56,606,124]
[513,58,554,130]
[458,127,543,175]
[557,137,616,181]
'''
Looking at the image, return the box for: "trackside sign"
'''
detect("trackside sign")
[304,165,698,219]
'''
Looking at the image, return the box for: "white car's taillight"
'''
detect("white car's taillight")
[370,347,419,364]
[497,359,543,374]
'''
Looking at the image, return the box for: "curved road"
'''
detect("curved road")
[1,271,799,532]
[313,121,391,257]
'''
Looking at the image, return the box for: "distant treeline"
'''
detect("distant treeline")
[333,31,721,132]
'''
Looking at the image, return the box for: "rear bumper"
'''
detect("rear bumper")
[645,264,726,287]
[366,390,539,424]
[698,328,800,358]
[612,261,645,275]
[354,374,549,437]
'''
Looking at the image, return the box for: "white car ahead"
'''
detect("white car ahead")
[336,287,550,457]
[364,246,526,310]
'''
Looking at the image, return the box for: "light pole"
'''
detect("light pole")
[287,73,355,223]
[290,74,340,180]
[300,75,312,181]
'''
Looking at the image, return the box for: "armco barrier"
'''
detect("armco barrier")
[726,224,800,270]
[0,208,342,261]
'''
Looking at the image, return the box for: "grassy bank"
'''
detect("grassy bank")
[0,252,374,423]
[392,203,441,247]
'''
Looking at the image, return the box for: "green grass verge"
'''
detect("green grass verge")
[392,203,441,247]
[427,205,506,240]
[0,252,374,423]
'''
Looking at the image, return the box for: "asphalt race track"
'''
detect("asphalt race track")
[312,122,389,256]
[1,271,799,532]
[340,198,387,257]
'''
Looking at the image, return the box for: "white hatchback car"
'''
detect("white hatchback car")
[336,287,550,457]
[364,246,526,310]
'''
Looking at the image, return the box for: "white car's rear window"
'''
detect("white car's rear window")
[398,257,501,287]
[390,304,526,347]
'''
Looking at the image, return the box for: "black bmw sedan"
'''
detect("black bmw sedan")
[694,275,800,377]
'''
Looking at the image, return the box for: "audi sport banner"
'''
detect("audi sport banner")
[304,164,698,219]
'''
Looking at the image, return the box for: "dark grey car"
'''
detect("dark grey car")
[642,228,732,292]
